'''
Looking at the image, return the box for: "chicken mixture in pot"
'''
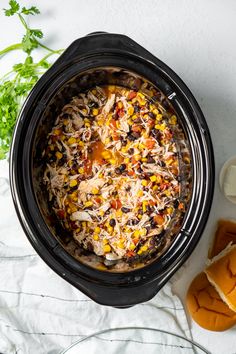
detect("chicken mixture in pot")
[43,85,188,265]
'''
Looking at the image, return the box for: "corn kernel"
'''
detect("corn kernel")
[54,129,61,136]
[118,241,125,249]
[55,151,63,159]
[138,143,145,150]
[97,119,103,126]
[129,243,135,251]
[165,190,171,196]
[78,167,84,174]
[140,228,147,236]
[78,141,84,147]
[104,138,110,145]
[137,92,145,99]
[84,201,93,208]
[140,245,148,252]
[128,106,134,116]
[99,210,105,216]
[82,221,87,228]
[131,114,137,120]
[107,226,113,234]
[91,188,99,195]
[97,264,107,271]
[103,238,108,245]
[128,119,133,125]
[141,157,148,162]
[142,180,148,187]
[68,137,76,145]
[63,119,69,126]
[137,190,143,197]
[167,207,173,214]
[93,234,99,241]
[137,250,143,255]
[134,154,141,161]
[101,150,112,160]
[94,226,101,233]
[70,205,77,213]
[153,109,159,115]
[103,244,111,253]
[85,122,91,128]
[109,159,116,165]
[150,175,157,182]
[92,108,99,116]
[116,210,123,217]
[138,214,142,219]
[117,101,123,109]
[133,230,140,238]
[153,185,158,191]
[169,115,177,125]
[69,179,77,187]
[49,145,54,151]
[142,201,148,213]
[124,157,130,164]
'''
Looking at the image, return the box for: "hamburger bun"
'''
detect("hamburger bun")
[205,244,236,312]
[186,272,236,331]
[208,219,236,259]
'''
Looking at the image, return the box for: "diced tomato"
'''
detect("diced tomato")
[118,109,124,117]
[160,183,168,191]
[132,124,142,133]
[126,250,136,258]
[178,202,185,210]
[149,200,156,206]
[111,199,122,209]
[147,119,155,127]
[145,138,155,149]
[110,119,117,129]
[84,159,92,174]
[154,215,165,225]
[128,170,135,176]
[113,133,119,141]
[133,238,139,245]
[128,91,137,100]
[57,210,65,219]
[94,197,102,204]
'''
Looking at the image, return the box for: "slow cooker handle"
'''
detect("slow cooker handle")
[55,32,154,65]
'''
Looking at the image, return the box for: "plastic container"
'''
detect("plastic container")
[10,33,214,307]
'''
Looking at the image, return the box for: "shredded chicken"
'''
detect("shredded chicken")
[43,85,188,263]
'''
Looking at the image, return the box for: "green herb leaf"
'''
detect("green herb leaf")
[4,0,20,16]
[30,29,43,39]
[21,6,40,15]
[22,32,38,53]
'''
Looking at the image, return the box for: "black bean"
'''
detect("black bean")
[134,105,140,113]
[128,148,134,154]
[125,186,131,192]
[121,139,127,146]
[115,167,122,174]
[148,112,155,119]
[173,199,179,208]
[159,160,165,167]
[137,167,143,174]
[162,99,170,110]
[109,218,116,227]
[119,164,126,171]
[147,155,155,163]
[121,207,131,213]
[132,132,140,139]
[127,134,136,141]
[133,118,141,123]
[151,128,161,139]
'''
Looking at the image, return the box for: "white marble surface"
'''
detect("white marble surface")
[1,0,236,353]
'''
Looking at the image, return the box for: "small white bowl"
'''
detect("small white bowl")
[219,155,236,204]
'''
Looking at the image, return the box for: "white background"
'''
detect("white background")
[1,0,236,353]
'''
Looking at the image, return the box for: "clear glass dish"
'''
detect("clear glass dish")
[60,327,210,354]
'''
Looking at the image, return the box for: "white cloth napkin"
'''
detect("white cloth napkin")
[0,160,192,354]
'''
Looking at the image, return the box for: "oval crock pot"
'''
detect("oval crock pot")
[9,32,215,307]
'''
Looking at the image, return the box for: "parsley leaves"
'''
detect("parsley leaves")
[0,1,63,159]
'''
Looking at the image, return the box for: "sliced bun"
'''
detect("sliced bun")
[205,244,236,312]
[186,272,236,331]
[208,219,236,259]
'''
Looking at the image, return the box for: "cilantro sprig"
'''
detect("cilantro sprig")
[0,1,64,159]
